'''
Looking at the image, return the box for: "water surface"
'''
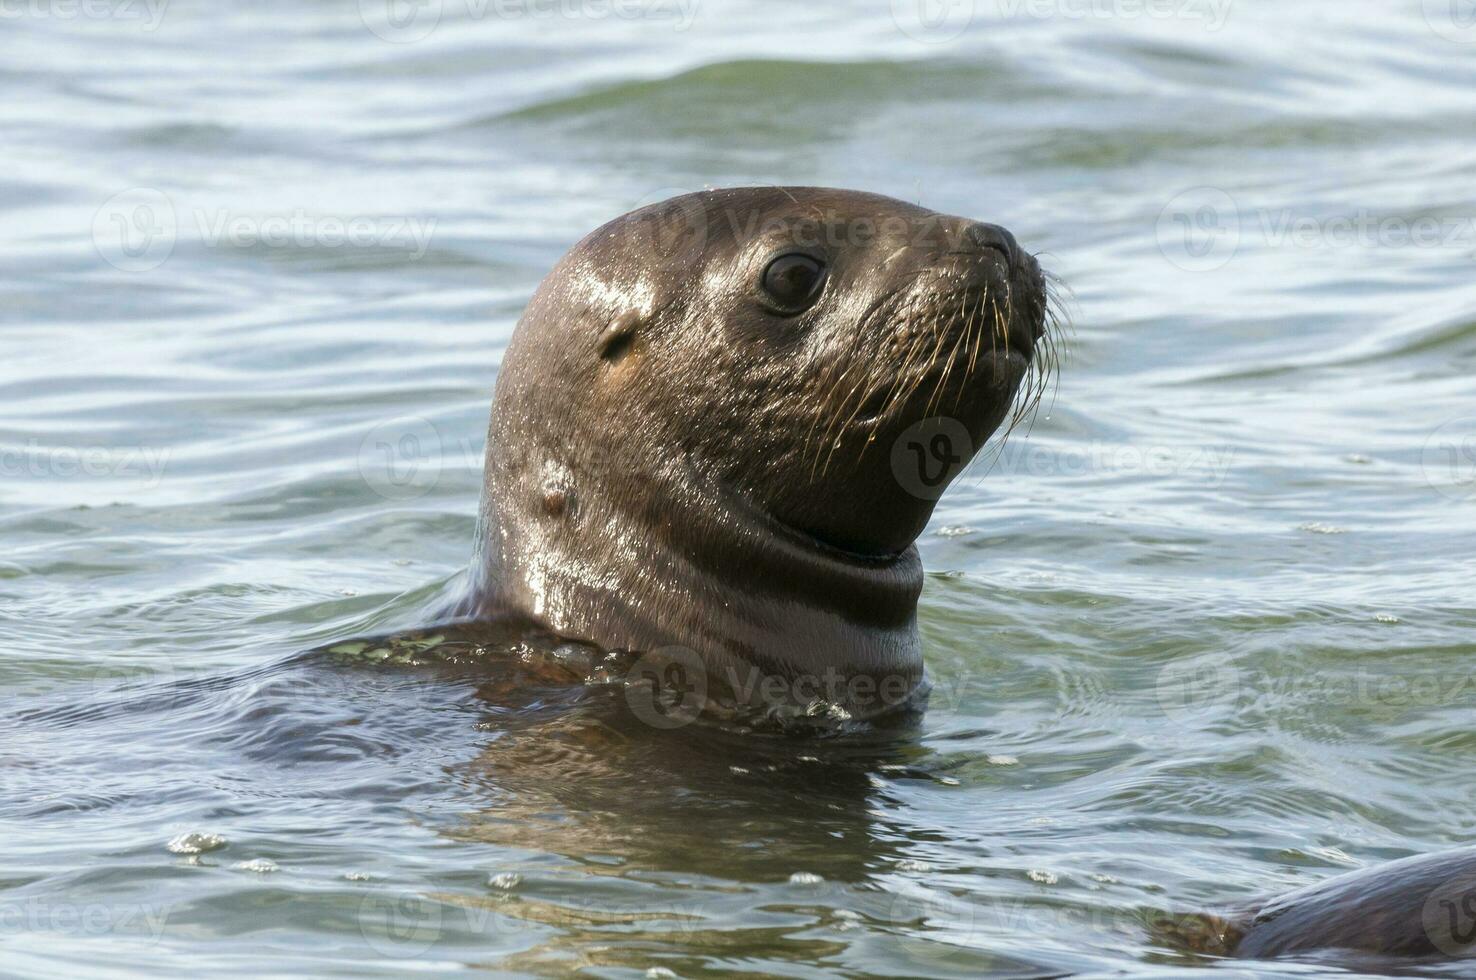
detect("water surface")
[5,1,1476,976]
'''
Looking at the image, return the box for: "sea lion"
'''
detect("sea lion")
[432,186,1469,965]
[449,186,1051,721]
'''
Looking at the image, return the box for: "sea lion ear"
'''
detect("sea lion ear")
[598,310,642,363]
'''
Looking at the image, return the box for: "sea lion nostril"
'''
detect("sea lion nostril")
[961,221,1017,267]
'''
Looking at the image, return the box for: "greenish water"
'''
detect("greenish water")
[5,1,1476,976]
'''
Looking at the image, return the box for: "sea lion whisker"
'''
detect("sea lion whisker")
[917,321,952,419]
[918,289,967,419]
[965,291,985,379]
[951,296,984,417]
[819,359,883,478]
[830,367,889,465]
[931,293,975,419]
[810,358,869,478]
[811,289,921,475]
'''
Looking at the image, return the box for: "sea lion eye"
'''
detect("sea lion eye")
[759,253,826,313]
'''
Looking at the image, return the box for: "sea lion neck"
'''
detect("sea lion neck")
[463,442,925,708]
[635,452,926,632]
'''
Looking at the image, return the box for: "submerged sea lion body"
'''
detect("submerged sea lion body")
[452,186,1047,718]
[1223,847,1476,963]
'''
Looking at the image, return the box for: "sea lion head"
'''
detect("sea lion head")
[470,187,1053,714]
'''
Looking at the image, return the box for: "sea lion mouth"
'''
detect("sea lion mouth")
[781,255,1056,559]
[846,271,1047,432]
[760,492,917,564]
[849,354,1020,427]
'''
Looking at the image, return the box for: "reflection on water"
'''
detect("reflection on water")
[6,644,1065,977]
[5,0,1476,976]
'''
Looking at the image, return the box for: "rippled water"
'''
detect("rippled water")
[5,1,1476,976]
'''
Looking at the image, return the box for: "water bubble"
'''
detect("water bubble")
[1298,522,1347,535]
[233,858,278,873]
[166,832,227,855]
